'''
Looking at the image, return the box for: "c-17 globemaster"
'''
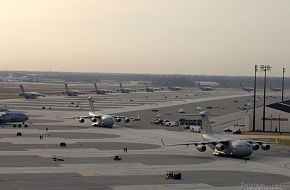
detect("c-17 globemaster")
[64,83,85,96]
[71,96,138,128]
[119,83,136,93]
[240,83,254,92]
[162,111,271,159]
[93,83,112,95]
[19,85,46,99]
[0,111,29,126]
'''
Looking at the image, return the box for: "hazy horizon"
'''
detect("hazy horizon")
[1,0,289,77]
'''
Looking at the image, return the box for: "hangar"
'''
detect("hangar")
[246,100,290,132]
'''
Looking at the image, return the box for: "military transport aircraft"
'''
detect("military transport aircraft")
[162,111,271,159]
[19,84,46,99]
[64,83,85,96]
[0,111,29,125]
[196,82,215,91]
[119,83,136,93]
[240,83,254,92]
[168,86,182,91]
[269,83,281,92]
[144,83,159,92]
[72,96,137,128]
[93,83,112,95]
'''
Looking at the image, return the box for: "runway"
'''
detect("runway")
[0,88,289,190]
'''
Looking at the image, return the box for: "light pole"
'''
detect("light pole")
[282,68,285,102]
[253,65,258,132]
[260,65,271,132]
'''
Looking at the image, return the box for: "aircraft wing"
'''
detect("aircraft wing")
[111,115,125,119]
[244,139,277,145]
[161,139,229,146]
[64,114,102,120]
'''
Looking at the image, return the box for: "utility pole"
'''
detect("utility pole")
[261,65,271,132]
[282,67,285,102]
[253,65,258,132]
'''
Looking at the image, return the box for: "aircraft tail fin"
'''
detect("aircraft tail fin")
[119,82,123,89]
[268,83,273,90]
[94,83,98,90]
[199,111,214,135]
[19,85,25,93]
[64,83,69,92]
[88,96,95,112]
[196,82,202,89]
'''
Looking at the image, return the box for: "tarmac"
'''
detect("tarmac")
[0,88,290,190]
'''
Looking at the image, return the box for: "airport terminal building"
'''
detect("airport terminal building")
[246,100,290,132]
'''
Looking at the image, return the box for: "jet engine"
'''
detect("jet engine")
[261,144,270,151]
[215,143,226,151]
[196,145,206,152]
[91,118,97,122]
[124,117,130,123]
[79,118,85,123]
[116,117,121,122]
[252,143,260,151]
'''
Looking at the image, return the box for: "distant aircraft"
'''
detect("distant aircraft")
[93,83,112,95]
[19,85,45,99]
[240,83,254,92]
[269,83,281,92]
[168,86,182,91]
[162,111,271,159]
[73,96,135,128]
[0,111,29,125]
[64,83,84,96]
[144,83,159,92]
[119,83,135,93]
[196,82,215,91]
[0,105,8,112]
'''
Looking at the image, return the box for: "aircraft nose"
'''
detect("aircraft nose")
[244,147,253,157]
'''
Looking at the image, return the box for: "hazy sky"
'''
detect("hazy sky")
[0,0,289,76]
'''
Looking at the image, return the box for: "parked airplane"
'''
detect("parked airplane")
[269,83,281,92]
[74,96,135,128]
[64,83,84,96]
[93,83,112,95]
[0,111,29,125]
[19,85,45,99]
[240,83,254,92]
[119,83,135,93]
[196,82,215,91]
[0,105,8,112]
[162,111,271,159]
[145,83,159,92]
[168,86,182,91]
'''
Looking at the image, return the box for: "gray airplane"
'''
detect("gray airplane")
[168,86,182,91]
[162,111,271,159]
[269,83,281,92]
[74,96,134,128]
[0,111,29,125]
[119,83,135,93]
[196,82,215,91]
[93,83,112,95]
[240,83,254,92]
[19,85,46,99]
[0,105,8,112]
[145,83,159,92]
[64,83,84,96]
